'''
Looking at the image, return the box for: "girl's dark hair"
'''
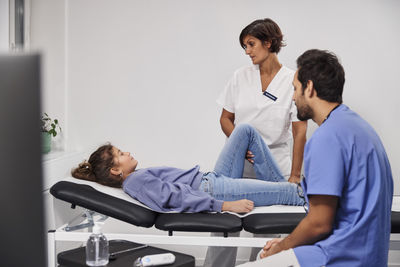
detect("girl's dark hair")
[71,143,124,188]
[239,18,286,53]
[296,49,345,104]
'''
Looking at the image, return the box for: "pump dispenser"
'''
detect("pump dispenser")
[86,222,109,266]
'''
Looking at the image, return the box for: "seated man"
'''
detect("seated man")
[239,49,393,266]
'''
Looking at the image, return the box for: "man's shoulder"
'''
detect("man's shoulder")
[307,105,385,159]
[327,106,377,141]
[315,105,362,135]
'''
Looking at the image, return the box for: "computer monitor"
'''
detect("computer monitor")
[0,53,46,267]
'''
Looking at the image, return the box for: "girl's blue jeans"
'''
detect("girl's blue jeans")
[201,124,303,206]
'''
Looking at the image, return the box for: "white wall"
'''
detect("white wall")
[0,0,9,51]
[30,0,67,150]
[29,0,400,264]
[65,0,400,191]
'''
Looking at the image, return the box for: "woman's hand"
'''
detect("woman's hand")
[288,174,301,184]
[260,238,284,259]
[222,199,254,213]
[246,150,254,164]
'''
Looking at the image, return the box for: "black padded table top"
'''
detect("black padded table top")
[392,212,400,233]
[51,181,400,236]
[243,213,306,234]
[51,181,157,228]
[244,211,400,234]
[50,181,242,234]
[156,213,243,234]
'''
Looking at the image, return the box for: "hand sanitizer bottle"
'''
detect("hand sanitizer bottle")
[86,222,109,266]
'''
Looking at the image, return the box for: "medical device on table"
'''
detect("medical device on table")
[134,253,176,267]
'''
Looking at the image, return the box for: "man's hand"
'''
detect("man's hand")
[246,150,254,164]
[260,238,284,259]
[222,199,254,213]
[259,195,338,259]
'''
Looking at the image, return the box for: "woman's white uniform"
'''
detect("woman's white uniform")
[217,64,298,178]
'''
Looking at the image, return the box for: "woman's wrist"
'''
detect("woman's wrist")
[288,174,301,183]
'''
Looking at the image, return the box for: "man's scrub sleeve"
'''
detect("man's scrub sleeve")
[304,133,345,197]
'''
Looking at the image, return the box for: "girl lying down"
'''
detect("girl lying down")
[72,124,304,214]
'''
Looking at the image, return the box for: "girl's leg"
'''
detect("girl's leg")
[214,124,285,182]
[209,174,304,206]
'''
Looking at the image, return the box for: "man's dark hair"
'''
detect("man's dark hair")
[239,18,285,54]
[296,49,345,103]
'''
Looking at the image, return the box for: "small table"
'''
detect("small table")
[58,240,195,267]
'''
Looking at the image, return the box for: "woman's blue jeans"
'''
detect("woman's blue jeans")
[201,124,303,206]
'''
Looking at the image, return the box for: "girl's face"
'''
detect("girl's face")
[242,35,271,65]
[111,146,138,178]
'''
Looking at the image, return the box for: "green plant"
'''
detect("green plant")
[41,113,62,137]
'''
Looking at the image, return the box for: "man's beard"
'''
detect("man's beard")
[297,103,313,121]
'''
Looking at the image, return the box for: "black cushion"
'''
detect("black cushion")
[50,181,400,235]
[243,213,306,234]
[392,211,400,233]
[50,181,157,228]
[155,213,243,233]
[245,211,400,234]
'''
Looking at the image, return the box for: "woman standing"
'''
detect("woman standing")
[218,18,306,183]
[205,18,307,267]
